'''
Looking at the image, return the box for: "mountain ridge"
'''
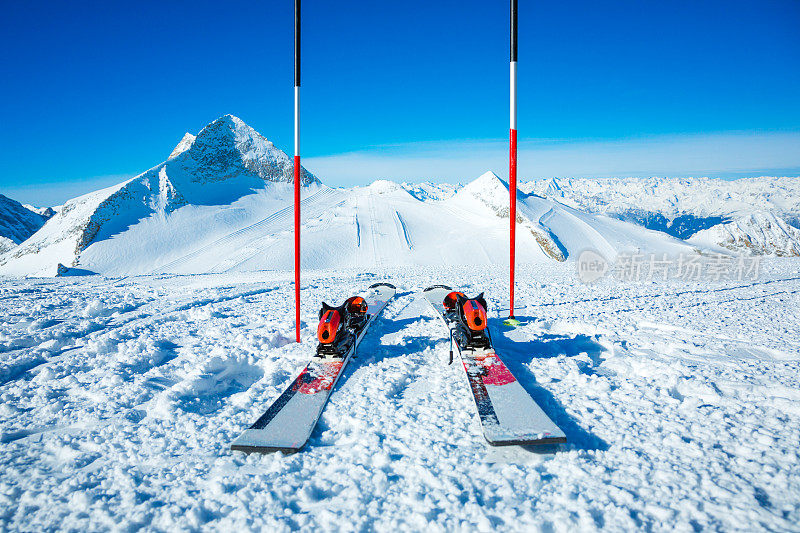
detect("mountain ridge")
[522,176,800,255]
[0,115,318,275]
[0,195,51,254]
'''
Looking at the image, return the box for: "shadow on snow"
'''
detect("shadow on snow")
[488,316,610,452]
[299,293,610,454]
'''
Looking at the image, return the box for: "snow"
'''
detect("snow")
[0,236,15,255]
[0,115,318,277]
[690,211,800,256]
[1,261,798,530]
[22,204,56,219]
[2,115,798,528]
[522,176,800,221]
[0,194,49,247]
[0,182,130,276]
[0,166,698,277]
[522,176,800,248]
[399,181,461,202]
[169,133,196,159]
[7,116,798,282]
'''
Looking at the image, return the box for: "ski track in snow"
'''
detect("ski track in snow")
[1,262,799,531]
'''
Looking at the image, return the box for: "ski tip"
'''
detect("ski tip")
[230,444,302,455]
[368,282,396,290]
[423,284,452,292]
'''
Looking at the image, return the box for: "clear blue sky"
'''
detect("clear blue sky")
[2,0,799,205]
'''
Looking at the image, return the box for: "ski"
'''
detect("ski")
[231,282,396,454]
[423,285,566,446]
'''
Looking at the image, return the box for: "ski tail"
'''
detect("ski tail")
[230,283,396,454]
[423,285,567,447]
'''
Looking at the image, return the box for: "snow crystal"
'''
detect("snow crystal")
[1,263,798,530]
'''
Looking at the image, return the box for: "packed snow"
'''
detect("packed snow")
[1,262,798,530]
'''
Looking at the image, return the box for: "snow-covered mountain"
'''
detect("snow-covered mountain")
[689,211,800,256]
[169,133,196,159]
[0,115,318,276]
[523,176,800,223]
[399,181,461,202]
[0,157,695,277]
[523,176,800,255]
[402,176,800,256]
[31,114,800,276]
[0,195,52,254]
[22,204,57,219]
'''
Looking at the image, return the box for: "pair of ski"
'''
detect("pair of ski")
[230,282,566,454]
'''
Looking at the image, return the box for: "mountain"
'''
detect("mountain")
[522,176,800,237]
[455,171,693,262]
[399,181,461,201]
[0,163,697,277]
[169,133,196,159]
[22,204,57,218]
[522,176,800,220]
[2,114,712,278]
[138,170,694,276]
[0,115,318,276]
[0,194,51,253]
[689,211,800,256]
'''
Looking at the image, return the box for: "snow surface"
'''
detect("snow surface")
[1,261,798,530]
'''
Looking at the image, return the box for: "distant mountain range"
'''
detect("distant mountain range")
[0,116,798,276]
[394,176,800,256]
[522,176,800,256]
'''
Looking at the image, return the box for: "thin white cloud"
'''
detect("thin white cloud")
[5,132,798,207]
[1,174,135,207]
[304,131,800,186]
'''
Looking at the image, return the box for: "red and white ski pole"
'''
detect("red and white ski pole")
[508,0,518,322]
[294,0,301,343]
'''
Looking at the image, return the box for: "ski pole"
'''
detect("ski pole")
[293,0,301,343]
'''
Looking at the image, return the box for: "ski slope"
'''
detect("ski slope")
[1,262,798,530]
[0,115,703,277]
[0,171,697,277]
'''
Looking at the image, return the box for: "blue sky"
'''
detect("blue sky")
[1,0,799,205]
